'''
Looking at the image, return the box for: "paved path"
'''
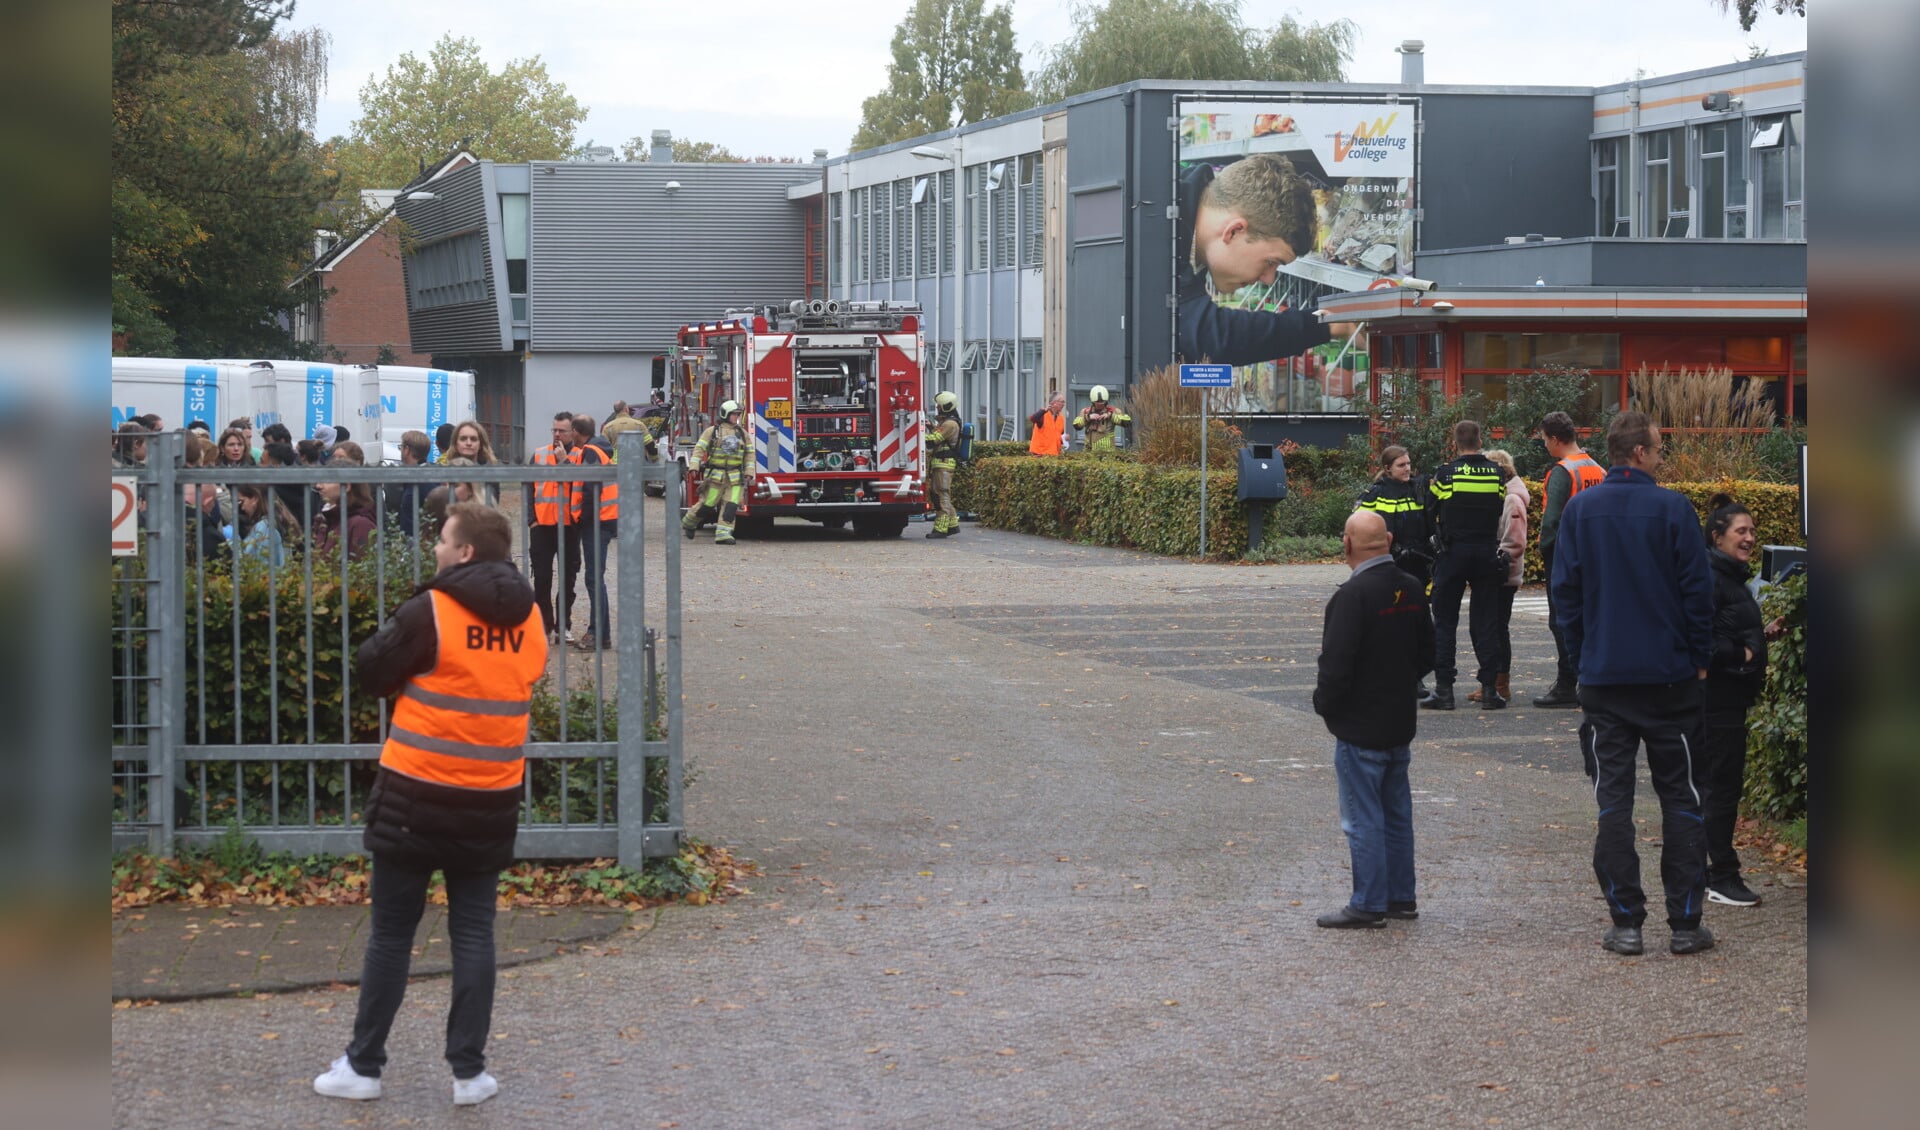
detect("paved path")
[112,504,1807,1127]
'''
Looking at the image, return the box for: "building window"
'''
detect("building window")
[851,188,867,283]
[1594,138,1626,237]
[939,170,955,275]
[990,162,1016,269]
[965,165,988,271]
[914,177,936,278]
[894,179,913,279]
[828,192,842,291]
[1643,129,1688,238]
[407,231,489,310]
[1753,112,1803,239]
[872,184,892,281]
[501,193,528,321]
[1019,153,1044,267]
[1697,122,1747,239]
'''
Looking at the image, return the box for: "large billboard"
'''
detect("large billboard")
[1173,99,1417,414]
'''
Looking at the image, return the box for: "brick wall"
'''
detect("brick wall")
[316,224,436,366]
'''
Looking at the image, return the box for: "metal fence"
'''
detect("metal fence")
[110,431,682,867]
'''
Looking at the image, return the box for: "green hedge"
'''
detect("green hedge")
[955,452,1804,566]
[1744,573,1807,822]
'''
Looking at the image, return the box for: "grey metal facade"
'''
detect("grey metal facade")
[1416,237,1808,289]
[527,162,816,349]
[398,161,512,355]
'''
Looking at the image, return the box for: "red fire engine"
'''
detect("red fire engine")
[668,300,926,537]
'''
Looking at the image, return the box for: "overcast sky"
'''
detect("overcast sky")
[288,0,1807,160]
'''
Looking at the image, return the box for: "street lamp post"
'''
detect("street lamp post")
[910,139,963,412]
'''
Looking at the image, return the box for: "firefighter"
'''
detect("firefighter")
[1072,385,1133,454]
[924,390,963,538]
[682,400,750,545]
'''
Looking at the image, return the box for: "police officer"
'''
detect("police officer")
[682,400,750,545]
[1072,386,1133,454]
[1354,443,1438,702]
[1421,419,1509,711]
[924,390,963,539]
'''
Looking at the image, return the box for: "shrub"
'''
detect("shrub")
[1127,365,1242,469]
[1629,364,1778,482]
[1744,573,1806,822]
[1368,370,1482,475]
[1753,424,1805,485]
[1486,366,1615,481]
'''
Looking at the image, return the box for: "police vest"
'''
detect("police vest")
[379,591,548,792]
[571,441,619,523]
[1558,453,1605,495]
[530,444,578,526]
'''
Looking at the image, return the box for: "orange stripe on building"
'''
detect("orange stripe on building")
[1594,76,1802,118]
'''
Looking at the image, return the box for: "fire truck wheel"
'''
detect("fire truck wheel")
[818,518,849,531]
[853,515,909,538]
[735,516,775,539]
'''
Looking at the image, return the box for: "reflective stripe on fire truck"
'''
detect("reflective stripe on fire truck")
[753,410,796,472]
[876,414,922,470]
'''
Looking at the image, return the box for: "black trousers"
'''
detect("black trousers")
[1580,681,1709,929]
[346,859,500,1080]
[528,523,582,635]
[1430,540,1506,688]
[1701,708,1750,886]
[1540,546,1578,689]
[1488,585,1518,677]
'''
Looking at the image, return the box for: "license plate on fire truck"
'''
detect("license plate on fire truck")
[763,397,791,421]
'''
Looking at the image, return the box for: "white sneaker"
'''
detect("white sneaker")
[313,1055,382,1101]
[453,1071,499,1106]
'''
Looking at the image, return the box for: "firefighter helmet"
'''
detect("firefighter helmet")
[720,400,742,417]
[1090,385,1109,403]
[934,390,958,412]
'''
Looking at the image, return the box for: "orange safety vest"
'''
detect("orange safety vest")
[379,591,548,792]
[531,444,578,526]
[570,441,618,524]
[1029,409,1065,455]
[1558,452,1605,495]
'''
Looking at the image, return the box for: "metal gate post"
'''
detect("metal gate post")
[615,431,646,867]
[663,453,684,857]
[149,433,184,857]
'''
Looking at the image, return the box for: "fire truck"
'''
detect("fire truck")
[667,300,927,537]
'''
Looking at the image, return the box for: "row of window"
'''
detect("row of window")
[829,153,1045,287]
[924,337,1042,374]
[407,231,489,311]
[1595,112,1803,239]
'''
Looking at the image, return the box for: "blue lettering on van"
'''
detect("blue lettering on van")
[381,395,398,414]
[184,365,218,426]
[426,370,450,456]
[113,406,139,428]
[306,366,334,438]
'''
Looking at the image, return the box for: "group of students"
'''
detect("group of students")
[1349,413,1777,909]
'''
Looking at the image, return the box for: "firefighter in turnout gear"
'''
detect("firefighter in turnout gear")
[682,400,751,544]
[1421,420,1511,711]
[924,391,963,538]
[1072,385,1133,454]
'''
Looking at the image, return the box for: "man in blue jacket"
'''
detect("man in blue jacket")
[1552,411,1716,957]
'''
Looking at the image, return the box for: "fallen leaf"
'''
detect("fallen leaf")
[1324,1072,1341,1083]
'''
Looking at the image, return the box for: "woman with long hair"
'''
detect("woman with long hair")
[1700,494,1770,907]
[216,427,256,467]
[232,482,301,566]
[447,422,500,503]
[312,479,378,561]
[1472,448,1529,707]
[327,441,367,467]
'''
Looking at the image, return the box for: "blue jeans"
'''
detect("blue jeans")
[582,519,615,644]
[1334,740,1416,914]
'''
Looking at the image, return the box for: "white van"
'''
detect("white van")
[111,357,251,434]
[218,360,370,445]
[363,366,476,461]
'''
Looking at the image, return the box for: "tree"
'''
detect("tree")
[1713,0,1806,33]
[1033,0,1354,102]
[852,0,1031,151]
[619,135,741,163]
[113,1,334,355]
[332,34,587,194]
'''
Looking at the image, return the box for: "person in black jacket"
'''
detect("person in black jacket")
[1701,495,1770,908]
[313,504,547,1108]
[1175,156,1357,367]
[1422,419,1510,711]
[1312,510,1435,928]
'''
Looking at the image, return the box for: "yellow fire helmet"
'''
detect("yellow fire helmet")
[934,390,959,412]
[720,400,742,416]
[1089,385,1109,403]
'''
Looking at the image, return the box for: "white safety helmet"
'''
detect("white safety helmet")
[720,399,742,417]
[1089,385,1109,403]
[934,390,958,412]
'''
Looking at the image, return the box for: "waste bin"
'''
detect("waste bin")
[1237,444,1288,555]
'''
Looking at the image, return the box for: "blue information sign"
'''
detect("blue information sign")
[1179,363,1233,388]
